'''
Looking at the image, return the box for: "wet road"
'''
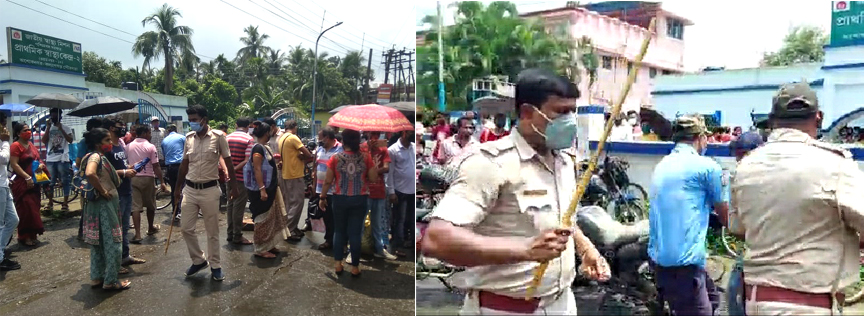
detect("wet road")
[0,199,415,316]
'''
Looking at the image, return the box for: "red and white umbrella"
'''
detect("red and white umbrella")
[327,104,413,133]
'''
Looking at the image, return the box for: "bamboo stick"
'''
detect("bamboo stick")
[525,18,656,300]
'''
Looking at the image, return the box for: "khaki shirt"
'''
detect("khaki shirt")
[430,130,578,299]
[183,128,231,183]
[731,128,864,293]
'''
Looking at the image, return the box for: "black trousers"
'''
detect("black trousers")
[390,190,414,249]
[166,164,181,215]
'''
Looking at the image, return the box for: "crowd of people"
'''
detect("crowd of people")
[418,68,860,316]
[0,104,416,291]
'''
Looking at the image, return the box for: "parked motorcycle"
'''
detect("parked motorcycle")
[574,205,659,312]
[578,156,649,224]
[415,163,464,291]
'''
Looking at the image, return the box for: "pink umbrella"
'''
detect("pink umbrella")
[327,104,413,133]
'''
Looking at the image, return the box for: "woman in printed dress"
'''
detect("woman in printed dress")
[81,128,130,290]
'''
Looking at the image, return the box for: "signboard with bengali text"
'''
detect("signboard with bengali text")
[6,27,83,73]
[831,1,864,47]
[376,84,393,104]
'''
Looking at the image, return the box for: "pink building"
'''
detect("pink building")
[521,2,692,112]
[417,2,692,113]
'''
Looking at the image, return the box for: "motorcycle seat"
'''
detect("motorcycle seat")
[576,205,649,249]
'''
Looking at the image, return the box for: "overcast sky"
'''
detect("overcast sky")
[1,0,416,83]
[416,0,831,72]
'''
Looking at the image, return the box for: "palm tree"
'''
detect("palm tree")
[132,3,196,94]
[265,49,287,76]
[237,25,271,62]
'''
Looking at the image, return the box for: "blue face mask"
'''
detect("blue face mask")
[189,122,201,132]
[533,108,577,150]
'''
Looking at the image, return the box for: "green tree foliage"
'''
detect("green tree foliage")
[115,4,374,124]
[132,3,196,94]
[417,1,578,111]
[174,74,238,123]
[761,25,828,67]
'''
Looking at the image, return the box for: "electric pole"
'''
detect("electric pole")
[437,1,446,112]
[365,48,373,104]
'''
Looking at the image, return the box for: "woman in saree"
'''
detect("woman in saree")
[81,128,130,290]
[9,123,46,246]
[248,122,289,258]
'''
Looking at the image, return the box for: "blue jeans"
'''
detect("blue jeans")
[119,194,132,259]
[332,195,368,267]
[367,198,389,254]
[47,161,72,197]
[0,187,18,262]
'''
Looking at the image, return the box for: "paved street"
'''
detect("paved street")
[0,198,415,316]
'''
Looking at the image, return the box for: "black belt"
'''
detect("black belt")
[185,180,218,190]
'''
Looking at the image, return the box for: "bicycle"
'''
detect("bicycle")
[41,183,80,205]
[155,169,173,211]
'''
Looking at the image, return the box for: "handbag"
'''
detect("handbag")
[243,144,274,191]
[72,153,104,202]
[307,194,322,220]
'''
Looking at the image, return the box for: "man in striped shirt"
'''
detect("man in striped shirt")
[311,127,341,250]
[225,117,254,245]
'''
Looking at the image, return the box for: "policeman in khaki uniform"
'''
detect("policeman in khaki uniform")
[174,105,239,282]
[422,69,610,316]
[731,82,864,315]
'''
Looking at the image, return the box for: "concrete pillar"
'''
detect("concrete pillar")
[576,105,607,159]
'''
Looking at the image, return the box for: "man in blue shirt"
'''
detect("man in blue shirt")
[648,115,729,316]
[161,125,185,221]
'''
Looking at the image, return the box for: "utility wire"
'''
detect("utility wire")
[220,0,350,56]
[283,0,394,48]
[12,0,217,61]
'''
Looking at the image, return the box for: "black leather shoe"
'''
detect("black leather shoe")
[0,258,21,271]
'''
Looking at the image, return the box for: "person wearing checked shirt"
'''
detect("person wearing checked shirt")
[422,69,610,315]
[173,105,239,282]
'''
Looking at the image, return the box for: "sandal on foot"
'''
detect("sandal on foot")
[130,238,143,244]
[90,280,104,288]
[119,267,130,275]
[23,240,36,247]
[122,256,146,266]
[103,280,131,291]
[351,267,361,278]
[61,204,70,211]
[335,263,344,275]
[254,252,276,259]
[147,224,161,236]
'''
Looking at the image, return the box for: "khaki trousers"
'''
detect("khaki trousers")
[279,177,305,236]
[131,176,156,213]
[745,285,839,315]
[458,289,577,316]
[181,185,222,269]
[226,179,248,239]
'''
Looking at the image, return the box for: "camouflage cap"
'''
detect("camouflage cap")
[771,82,819,119]
[672,115,708,138]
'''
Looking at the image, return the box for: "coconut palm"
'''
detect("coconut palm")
[237,25,271,62]
[266,49,287,76]
[132,3,196,94]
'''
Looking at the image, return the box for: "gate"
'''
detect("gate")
[271,107,312,139]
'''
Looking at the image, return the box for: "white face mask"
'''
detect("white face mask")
[628,118,637,126]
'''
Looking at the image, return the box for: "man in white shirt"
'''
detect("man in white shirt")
[150,116,167,164]
[385,131,416,257]
[0,113,19,271]
[45,108,73,211]
[610,114,633,141]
